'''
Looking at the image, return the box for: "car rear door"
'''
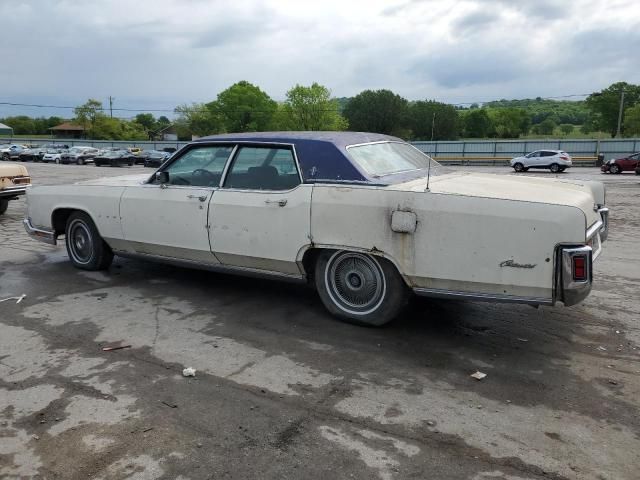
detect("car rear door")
[208,144,312,276]
[119,145,233,263]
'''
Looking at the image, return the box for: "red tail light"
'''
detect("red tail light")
[560,155,569,160]
[573,256,587,281]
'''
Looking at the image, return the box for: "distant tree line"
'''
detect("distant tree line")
[3,81,640,141]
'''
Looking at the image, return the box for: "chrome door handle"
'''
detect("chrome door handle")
[265,199,287,207]
[187,194,208,202]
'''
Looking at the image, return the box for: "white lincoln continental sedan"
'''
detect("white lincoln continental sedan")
[24,132,609,326]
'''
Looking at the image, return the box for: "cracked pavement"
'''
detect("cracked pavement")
[1,163,639,479]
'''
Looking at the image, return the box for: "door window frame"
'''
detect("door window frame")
[150,141,304,192]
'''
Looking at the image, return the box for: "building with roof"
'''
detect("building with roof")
[49,122,86,139]
[0,122,14,136]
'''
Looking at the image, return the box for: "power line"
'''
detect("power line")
[0,92,595,115]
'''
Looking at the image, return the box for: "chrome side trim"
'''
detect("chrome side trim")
[412,287,552,306]
[0,185,29,197]
[114,251,306,283]
[597,207,609,241]
[586,220,603,241]
[23,218,57,245]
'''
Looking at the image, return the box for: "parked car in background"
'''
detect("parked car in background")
[140,150,172,168]
[19,143,70,162]
[600,153,640,174]
[511,150,572,173]
[61,147,99,165]
[0,162,31,215]
[1,144,29,161]
[23,132,609,326]
[93,150,136,167]
[42,149,67,163]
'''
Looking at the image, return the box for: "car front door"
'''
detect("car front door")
[209,144,312,276]
[623,153,639,171]
[524,151,540,167]
[119,145,233,263]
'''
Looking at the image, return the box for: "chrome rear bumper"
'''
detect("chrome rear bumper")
[23,218,57,245]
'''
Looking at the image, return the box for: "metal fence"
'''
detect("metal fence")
[412,138,640,165]
[3,137,639,166]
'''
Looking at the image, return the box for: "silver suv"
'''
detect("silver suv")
[511,150,572,173]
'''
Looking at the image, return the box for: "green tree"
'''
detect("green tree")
[214,81,277,132]
[174,103,223,138]
[74,99,105,133]
[91,117,147,141]
[343,89,409,136]
[134,113,156,131]
[585,82,640,137]
[157,116,171,128]
[559,124,574,136]
[2,116,36,135]
[488,108,530,138]
[407,100,459,140]
[537,118,556,135]
[623,104,640,136]
[281,82,348,131]
[462,108,492,138]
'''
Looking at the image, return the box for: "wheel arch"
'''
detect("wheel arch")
[51,207,101,237]
[298,245,411,287]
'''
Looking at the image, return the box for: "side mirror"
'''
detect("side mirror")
[155,171,169,185]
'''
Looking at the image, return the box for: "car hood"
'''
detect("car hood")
[0,163,29,177]
[74,174,151,187]
[396,171,601,229]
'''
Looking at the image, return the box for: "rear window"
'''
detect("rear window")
[346,142,435,177]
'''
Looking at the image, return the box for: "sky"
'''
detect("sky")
[1,0,639,118]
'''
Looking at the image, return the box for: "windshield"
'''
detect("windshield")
[346,141,440,177]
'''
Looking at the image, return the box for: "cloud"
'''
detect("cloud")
[0,0,639,119]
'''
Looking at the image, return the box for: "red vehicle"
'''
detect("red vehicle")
[601,152,640,174]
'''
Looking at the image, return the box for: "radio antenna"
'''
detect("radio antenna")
[425,150,433,191]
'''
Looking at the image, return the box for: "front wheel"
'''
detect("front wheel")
[78,158,84,165]
[314,250,408,326]
[65,212,113,270]
[610,164,621,174]
[550,163,560,173]
[513,162,525,172]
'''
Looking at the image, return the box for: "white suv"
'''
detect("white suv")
[510,150,572,173]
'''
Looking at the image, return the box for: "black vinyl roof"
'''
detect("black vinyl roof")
[195,131,403,183]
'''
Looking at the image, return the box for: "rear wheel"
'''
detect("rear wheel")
[0,199,8,215]
[314,250,408,326]
[610,164,621,174]
[65,212,113,270]
[513,162,525,172]
[550,163,560,173]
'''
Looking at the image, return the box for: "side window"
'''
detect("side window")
[223,146,300,191]
[527,151,539,158]
[163,146,233,187]
[542,151,555,157]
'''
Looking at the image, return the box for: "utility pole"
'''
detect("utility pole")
[430,111,436,141]
[109,96,114,118]
[616,90,625,137]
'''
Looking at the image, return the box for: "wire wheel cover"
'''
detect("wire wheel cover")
[327,252,386,314]
[68,219,94,264]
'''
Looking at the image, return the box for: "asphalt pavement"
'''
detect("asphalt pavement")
[1,163,639,480]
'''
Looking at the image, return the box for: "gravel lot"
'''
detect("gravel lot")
[1,163,639,480]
